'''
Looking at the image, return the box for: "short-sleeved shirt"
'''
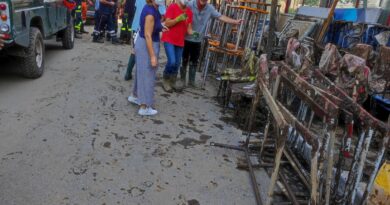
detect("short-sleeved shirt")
[161,3,193,47]
[139,5,163,42]
[95,0,100,10]
[131,0,166,31]
[185,0,221,43]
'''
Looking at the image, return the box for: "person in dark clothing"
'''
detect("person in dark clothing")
[107,0,119,42]
[181,0,242,88]
[119,0,136,44]
[93,0,120,44]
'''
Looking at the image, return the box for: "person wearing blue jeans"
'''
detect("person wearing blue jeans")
[162,43,184,91]
[160,0,193,92]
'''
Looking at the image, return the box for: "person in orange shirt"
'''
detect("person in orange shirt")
[80,0,93,34]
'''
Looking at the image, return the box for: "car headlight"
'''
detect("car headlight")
[0,23,9,32]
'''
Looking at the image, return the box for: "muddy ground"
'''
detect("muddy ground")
[0,26,269,205]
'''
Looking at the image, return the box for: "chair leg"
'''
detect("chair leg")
[224,81,232,112]
[217,80,223,98]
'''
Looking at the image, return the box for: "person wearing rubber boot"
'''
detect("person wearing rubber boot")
[81,0,93,34]
[161,0,196,92]
[92,0,105,42]
[94,0,121,44]
[120,0,136,44]
[181,0,242,88]
[74,0,84,38]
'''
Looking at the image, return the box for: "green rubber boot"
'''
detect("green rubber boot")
[124,53,135,81]
[171,75,184,92]
[188,64,198,88]
[162,75,173,93]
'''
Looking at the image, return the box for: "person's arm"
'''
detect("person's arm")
[100,0,114,6]
[164,14,187,27]
[187,23,193,35]
[0,34,4,50]
[144,15,157,67]
[209,5,242,25]
[161,5,186,27]
[218,15,242,25]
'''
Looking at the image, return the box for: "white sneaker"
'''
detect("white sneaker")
[138,107,158,116]
[128,96,140,105]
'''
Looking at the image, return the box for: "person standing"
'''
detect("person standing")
[124,0,165,80]
[93,0,121,44]
[128,0,165,116]
[119,0,136,44]
[180,0,242,87]
[160,0,195,92]
[92,0,105,42]
[74,0,83,38]
[107,0,120,42]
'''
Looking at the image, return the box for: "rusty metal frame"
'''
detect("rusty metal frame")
[311,69,390,205]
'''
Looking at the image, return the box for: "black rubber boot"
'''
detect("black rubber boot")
[124,53,135,81]
[180,62,187,82]
[106,33,111,42]
[119,30,126,41]
[188,64,198,88]
[93,33,104,43]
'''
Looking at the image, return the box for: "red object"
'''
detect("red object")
[284,0,291,13]
[161,3,193,47]
[1,14,7,21]
[0,3,6,10]
[387,15,390,26]
[81,2,87,21]
[2,33,10,39]
[63,0,76,11]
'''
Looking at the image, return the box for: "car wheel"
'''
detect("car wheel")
[20,27,45,79]
[62,17,75,49]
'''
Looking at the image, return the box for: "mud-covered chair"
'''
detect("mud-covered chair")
[216,48,259,111]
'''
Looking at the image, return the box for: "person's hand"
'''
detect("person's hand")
[151,56,158,68]
[109,1,115,6]
[161,23,169,32]
[192,31,199,39]
[175,13,187,23]
[234,19,244,25]
[0,34,5,50]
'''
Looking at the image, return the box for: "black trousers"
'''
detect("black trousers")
[182,40,201,67]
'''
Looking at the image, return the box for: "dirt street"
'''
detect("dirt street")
[0,26,268,205]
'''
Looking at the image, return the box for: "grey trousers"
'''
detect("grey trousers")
[133,36,160,107]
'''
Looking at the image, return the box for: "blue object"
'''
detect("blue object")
[163,42,184,76]
[139,5,163,42]
[372,94,390,112]
[334,9,359,22]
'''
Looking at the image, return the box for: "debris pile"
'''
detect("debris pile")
[203,2,390,204]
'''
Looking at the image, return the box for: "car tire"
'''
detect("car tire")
[20,27,45,79]
[62,17,74,49]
